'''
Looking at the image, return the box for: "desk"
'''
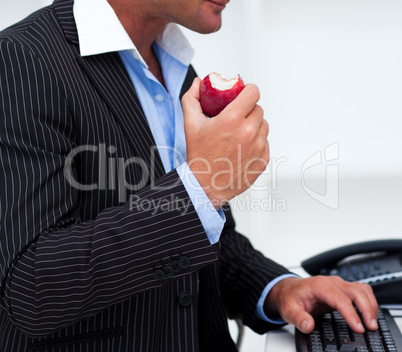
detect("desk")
[265,324,296,352]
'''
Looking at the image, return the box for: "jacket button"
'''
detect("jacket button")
[178,291,192,307]
[163,266,174,278]
[171,260,181,272]
[153,269,166,281]
[178,256,191,269]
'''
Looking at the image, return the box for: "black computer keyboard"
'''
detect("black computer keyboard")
[295,308,402,352]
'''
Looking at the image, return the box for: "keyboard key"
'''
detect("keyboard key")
[339,345,357,352]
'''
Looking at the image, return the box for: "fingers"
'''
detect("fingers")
[339,281,379,332]
[220,83,261,122]
[328,292,366,334]
[315,278,379,333]
[269,276,379,336]
[311,277,378,333]
[182,77,204,120]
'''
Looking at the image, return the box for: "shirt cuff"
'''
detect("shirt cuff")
[256,274,300,324]
[177,162,225,245]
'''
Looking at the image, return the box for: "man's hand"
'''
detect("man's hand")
[182,77,269,208]
[265,276,379,334]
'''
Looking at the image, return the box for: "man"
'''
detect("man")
[0,0,378,351]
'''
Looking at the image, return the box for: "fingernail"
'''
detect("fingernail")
[371,319,378,330]
[356,322,364,332]
[301,320,309,333]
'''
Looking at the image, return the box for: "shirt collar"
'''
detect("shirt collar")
[73,0,194,67]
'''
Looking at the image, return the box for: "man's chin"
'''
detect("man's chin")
[192,16,223,34]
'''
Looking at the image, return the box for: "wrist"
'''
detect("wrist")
[187,158,234,209]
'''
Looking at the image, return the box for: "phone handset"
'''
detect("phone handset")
[301,239,402,276]
[300,239,402,304]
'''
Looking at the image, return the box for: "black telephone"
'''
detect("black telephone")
[301,239,402,304]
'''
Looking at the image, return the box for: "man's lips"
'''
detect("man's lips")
[206,0,229,10]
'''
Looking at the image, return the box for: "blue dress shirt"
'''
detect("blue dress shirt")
[119,46,225,245]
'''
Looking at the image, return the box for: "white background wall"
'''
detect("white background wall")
[0,0,51,28]
[2,1,402,351]
[180,0,402,266]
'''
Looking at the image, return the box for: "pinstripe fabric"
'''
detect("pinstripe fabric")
[0,1,291,351]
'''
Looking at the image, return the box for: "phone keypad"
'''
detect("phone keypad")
[326,254,402,285]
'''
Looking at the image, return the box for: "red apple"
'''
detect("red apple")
[199,72,245,117]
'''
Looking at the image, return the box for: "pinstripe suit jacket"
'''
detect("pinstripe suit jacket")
[0,0,290,351]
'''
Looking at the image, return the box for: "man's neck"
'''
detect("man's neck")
[107,1,167,72]
[109,0,167,86]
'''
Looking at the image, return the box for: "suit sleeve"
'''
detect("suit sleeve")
[218,205,292,334]
[0,39,218,337]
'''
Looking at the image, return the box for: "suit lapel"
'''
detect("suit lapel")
[180,65,197,100]
[53,0,198,181]
[77,52,166,176]
[53,0,165,178]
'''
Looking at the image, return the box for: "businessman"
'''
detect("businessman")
[0,0,378,351]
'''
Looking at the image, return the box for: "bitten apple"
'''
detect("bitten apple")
[199,72,245,117]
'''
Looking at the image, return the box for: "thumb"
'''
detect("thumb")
[182,77,205,121]
[290,311,315,334]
